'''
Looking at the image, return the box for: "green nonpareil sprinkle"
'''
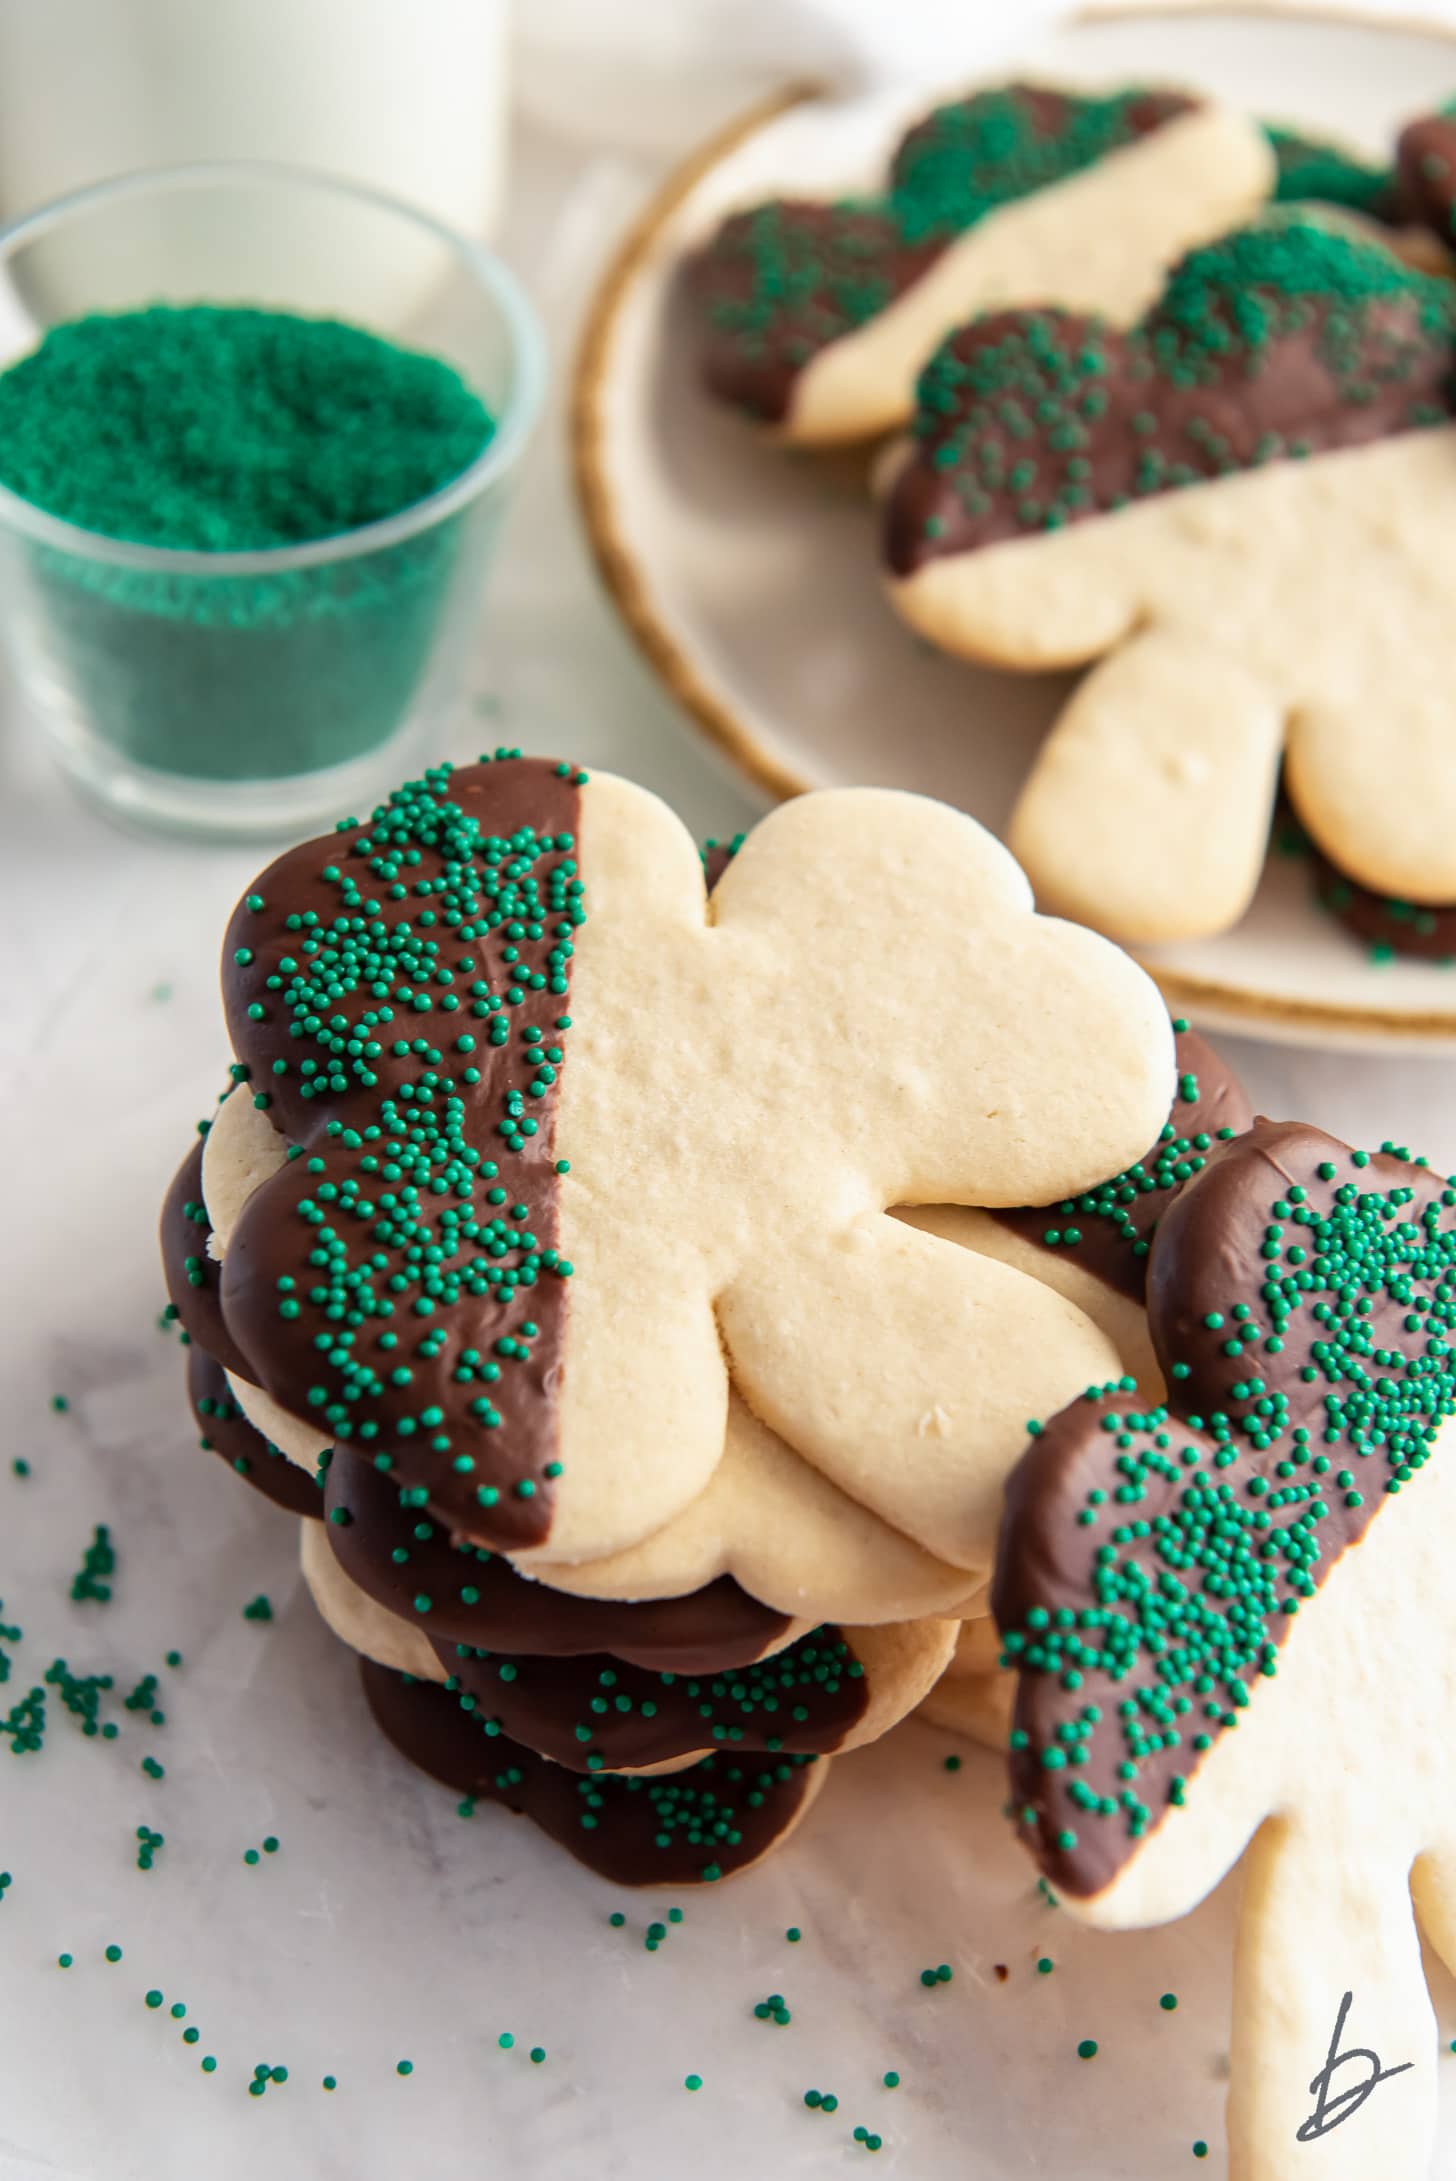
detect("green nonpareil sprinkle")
[242,1595,273,1623]
[1078,2039,1099,2059]
[68,1525,116,1604]
[12,1459,30,1479]
[684,2074,703,2092]
[45,1659,113,1739]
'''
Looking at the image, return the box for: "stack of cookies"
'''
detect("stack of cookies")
[162,751,1178,1883]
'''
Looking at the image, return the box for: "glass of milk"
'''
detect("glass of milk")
[0,0,508,239]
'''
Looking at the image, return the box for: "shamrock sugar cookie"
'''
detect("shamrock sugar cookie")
[884,219,1456,946]
[689,81,1272,444]
[189,753,1173,1602]
[993,1121,1456,2178]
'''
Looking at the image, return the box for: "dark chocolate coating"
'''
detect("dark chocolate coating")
[186,1342,322,1519]
[992,1027,1250,1301]
[691,202,940,424]
[1312,845,1456,961]
[360,1658,820,1885]
[993,1121,1452,1900]
[885,236,1456,578]
[1396,112,1456,254]
[218,758,579,1553]
[323,1440,790,1672]
[430,1621,867,1774]
[159,1132,255,1381]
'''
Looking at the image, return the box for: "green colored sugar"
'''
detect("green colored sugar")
[0,305,495,786]
[0,307,490,550]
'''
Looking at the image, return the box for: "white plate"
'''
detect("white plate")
[573,3,1456,1052]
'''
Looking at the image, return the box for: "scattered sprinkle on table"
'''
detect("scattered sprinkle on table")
[201,2056,217,2074]
[530,2048,546,2065]
[322,2076,337,2092]
[68,1525,116,1604]
[1078,2040,1099,2060]
[753,1993,791,2026]
[165,1651,183,1669]
[684,2074,703,2092]
[943,1754,961,1772]
[498,2033,514,2050]
[1193,2144,1208,2159]
[919,1964,953,1987]
[785,1925,801,1942]
[57,1953,72,1969]
[1160,1992,1179,2012]
[396,2060,413,2077]
[1036,1958,1055,1975]
[12,1459,30,1479]
[608,1912,625,1928]
[135,1824,164,1870]
[883,2071,900,2089]
[50,1396,69,1414]
[242,1595,273,1623]
[141,1756,164,1781]
[104,1944,122,1963]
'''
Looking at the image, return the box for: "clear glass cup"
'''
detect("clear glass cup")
[0,162,545,838]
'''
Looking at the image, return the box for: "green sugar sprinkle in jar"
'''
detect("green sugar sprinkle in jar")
[0,163,543,838]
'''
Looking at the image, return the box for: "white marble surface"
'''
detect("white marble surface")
[5,103,1456,2181]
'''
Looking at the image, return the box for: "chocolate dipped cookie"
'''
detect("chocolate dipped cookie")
[994,1122,1456,2178]
[885,218,1456,951]
[689,81,1272,444]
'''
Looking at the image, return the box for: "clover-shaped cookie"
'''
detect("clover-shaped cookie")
[885,219,1456,945]
[202,755,1172,1605]
[690,81,1272,444]
[994,1120,1456,2178]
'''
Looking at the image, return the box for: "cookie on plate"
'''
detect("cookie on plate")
[995,1121,1456,2177]
[690,81,1273,444]
[884,218,1456,950]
